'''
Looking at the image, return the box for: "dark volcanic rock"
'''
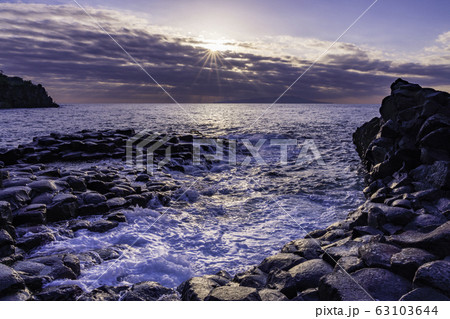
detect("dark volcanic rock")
[413,260,450,296]
[258,288,288,301]
[258,253,305,273]
[36,284,83,301]
[288,259,333,291]
[390,248,437,279]
[0,229,15,258]
[319,268,412,301]
[386,221,450,257]
[0,264,25,297]
[88,219,119,233]
[400,287,450,301]
[178,277,219,301]
[206,286,261,301]
[358,242,401,269]
[121,281,176,301]
[12,204,47,226]
[46,193,78,222]
[0,186,31,210]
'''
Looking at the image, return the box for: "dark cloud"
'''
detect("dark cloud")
[0,4,448,104]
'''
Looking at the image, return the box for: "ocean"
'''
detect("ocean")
[0,103,379,289]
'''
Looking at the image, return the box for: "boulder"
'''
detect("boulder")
[36,284,83,301]
[82,192,107,205]
[386,221,450,257]
[12,204,47,226]
[358,242,401,269]
[288,259,333,291]
[177,277,219,301]
[0,186,31,210]
[266,269,297,299]
[27,180,57,194]
[60,176,86,192]
[16,231,55,251]
[46,193,78,222]
[390,248,437,279]
[319,268,411,301]
[88,220,119,233]
[258,288,288,301]
[206,286,261,301]
[334,256,364,273]
[400,287,450,301]
[323,240,362,265]
[281,238,322,259]
[0,264,25,297]
[106,197,128,210]
[258,253,305,273]
[413,260,450,296]
[0,229,15,258]
[121,281,175,301]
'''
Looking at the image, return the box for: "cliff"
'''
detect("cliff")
[0,73,59,109]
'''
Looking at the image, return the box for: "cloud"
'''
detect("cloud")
[0,3,448,104]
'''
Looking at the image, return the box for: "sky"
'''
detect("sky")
[0,0,449,103]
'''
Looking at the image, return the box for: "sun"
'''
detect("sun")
[201,39,233,53]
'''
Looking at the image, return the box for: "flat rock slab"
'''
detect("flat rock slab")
[206,286,261,301]
[319,268,412,301]
[0,186,31,210]
[413,260,450,296]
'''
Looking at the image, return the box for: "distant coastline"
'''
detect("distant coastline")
[0,72,58,109]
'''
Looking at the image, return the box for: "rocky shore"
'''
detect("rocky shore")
[0,73,58,109]
[0,79,449,301]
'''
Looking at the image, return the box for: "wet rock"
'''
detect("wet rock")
[405,214,446,233]
[27,180,57,194]
[47,193,78,222]
[386,221,450,257]
[0,264,25,297]
[106,197,128,210]
[323,240,362,265]
[110,185,134,197]
[78,285,127,301]
[0,288,31,301]
[0,201,13,223]
[258,288,288,301]
[20,254,78,280]
[281,238,322,259]
[334,256,365,273]
[352,226,384,238]
[297,288,320,301]
[400,287,450,301]
[206,286,261,301]
[258,253,305,273]
[95,247,121,261]
[319,268,411,301]
[390,248,437,279]
[288,259,333,291]
[105,211,127,223]
[0,229,15,258]
[413,260,450,296]
[36,284,83,301]
[60,176,86,192]
[178,277,219,301]
[266,269,297,299]
[0,186,31,210]
[135,174,150,182]
[12,204,47,226]
[359,242,401,269]
[68,219,91,231]
[88,219,119,233]
[125,194,147,207]
[30,192,54,205]
[87,180,110,194]
[82,192,107,205]
[77,203,109,216]
[16,231,55,251]
[121,281,176,301]
[368,205,415,226]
